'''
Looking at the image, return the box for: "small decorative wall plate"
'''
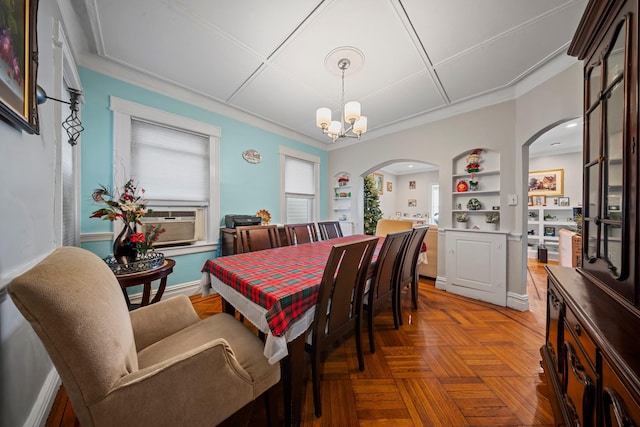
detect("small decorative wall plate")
[242,149,262,164]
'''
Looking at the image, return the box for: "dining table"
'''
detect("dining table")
[200,234,383,427]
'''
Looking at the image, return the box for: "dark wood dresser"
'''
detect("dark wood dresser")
[541,1,640,425]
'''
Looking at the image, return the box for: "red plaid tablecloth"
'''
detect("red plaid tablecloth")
[202,235,382,337]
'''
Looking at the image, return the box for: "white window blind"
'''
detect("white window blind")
[287,196,313,223]
[284,156,315,223]
[285,157,314,195]
[131,119,209,202]
[62,134,76,245]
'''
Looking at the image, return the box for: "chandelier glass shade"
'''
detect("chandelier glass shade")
[316,58,367,143]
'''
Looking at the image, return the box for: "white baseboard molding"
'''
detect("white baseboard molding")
[434,275,447,290]
[25,368,61,427]
[127,280,202,304]
[507,292,530,312]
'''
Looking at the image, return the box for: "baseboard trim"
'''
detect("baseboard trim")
[127,280,202,304]
[25,368,61,427]
[434,275,447,290]
[507,291,530,312]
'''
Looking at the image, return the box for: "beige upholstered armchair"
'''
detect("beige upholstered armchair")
[8,247,280,427]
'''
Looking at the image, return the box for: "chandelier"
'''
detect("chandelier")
[315,51,367,143]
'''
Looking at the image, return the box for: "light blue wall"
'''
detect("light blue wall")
[78,68,328,286]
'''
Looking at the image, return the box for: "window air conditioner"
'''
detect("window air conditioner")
[140,209,203,246]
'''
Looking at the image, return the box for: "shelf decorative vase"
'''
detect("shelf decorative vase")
[113,223,137,264]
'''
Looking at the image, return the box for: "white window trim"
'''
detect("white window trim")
[53,22,82,247]
[110,97,221,250]
[279,146,320,224]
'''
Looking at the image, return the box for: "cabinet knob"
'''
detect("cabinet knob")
[574,324,581,335]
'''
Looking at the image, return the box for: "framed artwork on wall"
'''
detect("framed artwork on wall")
[528,169,564,196]
[386,182,392,192]
[558,197,570,206]
[409,180,416,190]
[0,0,40,134]
[408,199,417,207]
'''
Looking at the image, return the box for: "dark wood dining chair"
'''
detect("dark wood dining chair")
[236,225,281,253]
[363,229,412,352]
[284,222,319,245]
[317,220,343,240]
[397,225,429,325]
[308,236,379,417]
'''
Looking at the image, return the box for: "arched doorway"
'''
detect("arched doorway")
[521,117,582,298]
[363,160,439,226]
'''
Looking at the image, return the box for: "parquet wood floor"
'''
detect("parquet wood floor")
[46,259,555,426]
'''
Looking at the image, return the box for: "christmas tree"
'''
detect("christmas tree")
[363,175,382,235]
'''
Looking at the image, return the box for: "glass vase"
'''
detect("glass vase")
[113,222,137,264]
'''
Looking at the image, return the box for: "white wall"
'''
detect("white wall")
[376,171,398,216]
[396,171,439,220]
[529,151,582,205]
[0,2,71,425]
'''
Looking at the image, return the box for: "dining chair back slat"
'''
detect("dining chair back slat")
[397,225,429,324]
[317,221,343,240]
[309,236,379,417]
[365,229,412,352]
[284,223,318,245]
[236,225,281,253]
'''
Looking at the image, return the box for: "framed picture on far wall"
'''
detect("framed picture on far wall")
[558,197,570,206]
[408,199,417,207]
[528,169,564,196]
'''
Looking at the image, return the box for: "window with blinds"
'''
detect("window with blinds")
[284,156,316,223]
[131,119,209,203]
[111,97,220,249]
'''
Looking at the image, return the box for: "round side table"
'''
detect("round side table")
[115,259,175,310]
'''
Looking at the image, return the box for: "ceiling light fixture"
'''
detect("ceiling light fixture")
[316,48,367,143]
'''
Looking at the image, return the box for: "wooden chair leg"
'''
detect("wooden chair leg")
[311,350,322,417]
[355,316,365,371]
[396,285,403,327]
[368,307,376,353]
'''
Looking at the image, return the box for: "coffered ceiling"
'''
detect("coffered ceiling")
[65,0,588,148]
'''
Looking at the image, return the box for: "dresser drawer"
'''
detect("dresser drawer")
[546,282,564,374]
[601,355,640,427]
[564,305,596,372]
[562,328,597,427]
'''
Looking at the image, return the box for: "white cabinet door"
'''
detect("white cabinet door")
[445,230,507,306]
